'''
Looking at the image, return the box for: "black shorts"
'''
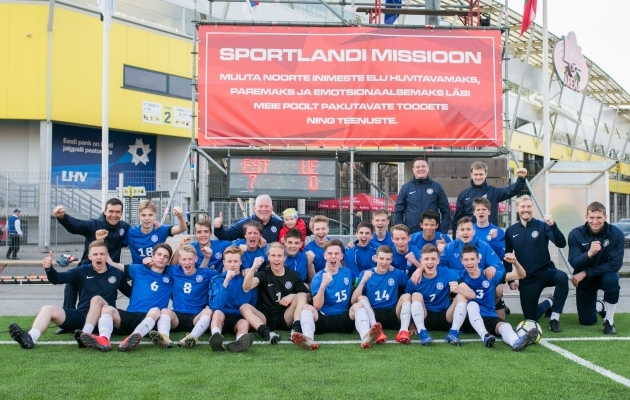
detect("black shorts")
[374,307,400,331]
[262,310,291,331]
[482,316,505,335]
[115,310,147,335]
[173,311,196,333]
[223,313,244,334]
[59,308,87,331]
[315,311,354,334]
[424,310,452,332]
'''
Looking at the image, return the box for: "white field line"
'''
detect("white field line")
[539,340,630,389]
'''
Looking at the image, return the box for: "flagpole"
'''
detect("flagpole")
[542,0,550,214]
[101,0,111,208]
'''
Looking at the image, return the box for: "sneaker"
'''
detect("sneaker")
[395,330,411,345]
[603,319,617,335]
[268,331,281,345]
[178,333,198,349]
[149,330,173,348]
[597,298,606,319]
[361,323,383,349]
[118,332,142,352]
[549,319,563,333]
[376,332,387,344]
[418,329,433,346]
[512,328,538,351]
[483,333,496,348]
[445,329,461,346]
[544,295,554,318]
[73,329,86,348]
[209,332,225,352]
[9,323,34,349]
[80,333,112,352]
[227,333,255,353]
[291,332,318,350]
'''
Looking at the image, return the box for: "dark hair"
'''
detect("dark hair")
[376,245,393,255]
[420,210,440,224]
[461,244,478,257]
[472,197,491,211]
[421,244,439,255]
[586,201,607,215]
[390,224,410,236]
[457,216,473,227]
[154,243,174,259]
[105,198,124,210]
[243,220,263,235]
[323,239,344,252]
[285,228,303,241]
[356,221,374,233]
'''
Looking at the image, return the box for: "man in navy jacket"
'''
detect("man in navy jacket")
[213,194,283,243]
[568,201,624,334]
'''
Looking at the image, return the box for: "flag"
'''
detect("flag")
[384,0,401,25]
[519,0,537,37]
[242,1,259,20]
[97,0,112,32]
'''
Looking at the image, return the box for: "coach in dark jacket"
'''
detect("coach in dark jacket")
[213,194,283,243]
[394,157,451,234]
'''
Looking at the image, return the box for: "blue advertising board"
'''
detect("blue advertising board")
[51,123,157,190]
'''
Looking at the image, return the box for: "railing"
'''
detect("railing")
[50,184,103,219]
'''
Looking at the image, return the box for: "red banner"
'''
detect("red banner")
[198,26,503,147]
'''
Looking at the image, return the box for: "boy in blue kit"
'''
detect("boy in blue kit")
[345,222,379,277]
[390,224,423,276]
[472,198,505,259]
[292,239,383,350]
[9,241,131,349]
[174,219,231,271]
[233,221,268,271]
[410,210,451,254]
[79,244,175,352]
[404,244,474,346]
[148,245,217,349]
[351,245,408,344]
[371,209,394,248]
[461,245,539,351]
[284,228,315,285]
[305,215,330,273]
[208,246,256,352]
[126,200,187,264]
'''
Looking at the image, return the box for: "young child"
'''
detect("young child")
[278,208,307,250]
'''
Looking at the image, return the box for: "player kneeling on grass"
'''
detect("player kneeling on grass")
[79,244,174,352]
[240,243,309,345]
[149,245,217,349]
[404,244,474,346]
[292,239,383,350]
[208,246,257,352]
[351,245,408,344]
[9,242,131,349]
[461,245,539,351]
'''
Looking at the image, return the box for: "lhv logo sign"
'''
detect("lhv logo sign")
[552,32,589,92]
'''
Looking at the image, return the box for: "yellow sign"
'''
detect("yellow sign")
[121,186,147,198]
[143,101,190,129]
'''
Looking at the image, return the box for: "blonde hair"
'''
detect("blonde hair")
[282,208,298,219]
[267,242,287,256]
[179,245,197,256]
[515,195,532,207]
[138,200,157,214]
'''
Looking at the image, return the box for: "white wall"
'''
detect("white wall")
[0,120,41,175]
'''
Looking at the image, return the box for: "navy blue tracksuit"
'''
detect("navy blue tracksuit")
[394,177,451,234]
[568,222,624,325]
[214,214,284,244]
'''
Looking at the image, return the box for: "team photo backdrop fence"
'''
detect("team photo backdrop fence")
[198,26,503,148]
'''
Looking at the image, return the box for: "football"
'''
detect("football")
[516,319,542,344]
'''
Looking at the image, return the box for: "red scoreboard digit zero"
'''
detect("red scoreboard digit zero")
[227,156,339,199]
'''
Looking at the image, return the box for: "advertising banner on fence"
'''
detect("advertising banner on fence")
[198,26,502,148]
[52,123,157,190]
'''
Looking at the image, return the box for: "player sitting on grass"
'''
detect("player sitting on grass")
[344,222,379,276]
[148,245,217,349]
[284,228,315,285]
[351,245,409,344]
[208,246,256,352]
[240,243,310,345]
[460,245,539,351]
[78,243,174,352]
[9,242,131,349]
[292,239,382,350]
[404,244,474,346]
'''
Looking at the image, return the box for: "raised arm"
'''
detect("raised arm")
[242,256,264,291]
[170,206,188,235]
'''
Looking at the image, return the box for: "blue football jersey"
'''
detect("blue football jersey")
[358,268,408,309]
[410,231,452,250]
[170,266,217,314]
[191,240,232,271]
[344,242,378,277]
[232,239,268,269]
[125,264,174,313]
[371,232,394,248]
[311,267,354,316]
[285,251,308,282]
[126,225,173,264]
[209,273,257,315]
[462,270,502,318]
[473,224,506,260]
[405,267,461,313]
[391,244,421,274]
[305,241,326,273]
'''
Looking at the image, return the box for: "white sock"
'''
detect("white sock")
[211,327,222,335]
[466,302,488,339]
[355,308,370,340]
[451,302,467,331]
[98,314,113,340]
[399,302,411,331]
[133,317,156,337]
[596,300,604,313]
[157,314,171,335]
[410,301,426,331]
[191,315,211,338]
[360,299,376,326]
[300,310,316,339]
[550,312,560,321]
[605,302,617,325]
[547,298,553,308]
[28,329,41,344]
[82,323,95,334]
[498,323,519,347]
[236,333,243,340]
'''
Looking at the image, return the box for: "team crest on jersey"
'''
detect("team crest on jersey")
[344,277,350,285]
[151,235,158,243]
[531,231,539,238]
[603,239,609,247]
[436,282,444,290]
[482,280,490,288]
[388,278,395,286]
[196,275,203,283]
[108,276,117,284]
[215,253,222,259]
[285,282,292,289]
[454,253,459,258]
[486,235,492,241]
[407,260,412,267]
[482,194,488,199]
[427,188,433,194]
[271,226,277,233]
[119,228,125,236]
[162,277,170,283]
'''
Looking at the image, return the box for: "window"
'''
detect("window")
[123,65,192,100]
